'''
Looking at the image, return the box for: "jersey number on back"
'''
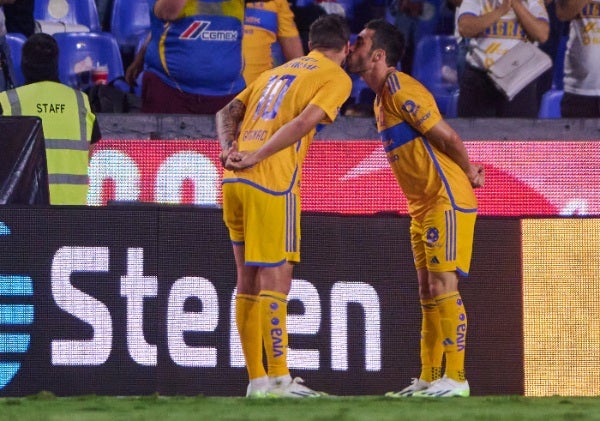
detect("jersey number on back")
[253,74,296,121]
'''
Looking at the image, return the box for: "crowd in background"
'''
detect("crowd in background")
[0,0,598,119]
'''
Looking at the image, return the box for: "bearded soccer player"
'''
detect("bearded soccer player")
[215,14,352,398]
[347,19,484,398]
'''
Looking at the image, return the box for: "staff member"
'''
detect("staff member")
[0,33,101,205]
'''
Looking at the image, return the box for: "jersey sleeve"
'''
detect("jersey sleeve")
[529,0,549,20]
[457,0,481,18]
[390,78,442,135]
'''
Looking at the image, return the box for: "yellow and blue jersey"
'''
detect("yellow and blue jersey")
[223,50,352,194]
[145,0,245,96]
[375,71,477,219]
[243,0,299,84]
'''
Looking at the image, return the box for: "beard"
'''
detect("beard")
[346,55,366,74]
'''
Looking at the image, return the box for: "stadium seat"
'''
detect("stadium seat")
[538,89,563,119]
[5,33,27,87]
[53,32,124,89]
[412,35,460,116]
[109,0,151,50]
[415,0,443,41]
[34,0,101,32]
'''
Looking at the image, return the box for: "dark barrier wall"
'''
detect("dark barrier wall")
[0,206,522,397]
[0,117,49,205]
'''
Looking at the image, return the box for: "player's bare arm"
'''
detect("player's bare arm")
[226,104,326,171]
[216,99,246,167]
[425,120,485,188]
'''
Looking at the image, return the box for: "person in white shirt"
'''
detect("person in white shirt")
[556,0,600,117]
[456,0,550,117]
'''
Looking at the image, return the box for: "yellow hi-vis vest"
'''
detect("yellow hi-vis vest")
[0,81,95,205]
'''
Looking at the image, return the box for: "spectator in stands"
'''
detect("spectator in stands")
[0,0,16,91]
[243,0,304,85]
[0,33,101,205]
[125,0,245,114]
[556,0,600,117]
[457,0,550,117]
[386,0,424,75]
[4,0,36,37]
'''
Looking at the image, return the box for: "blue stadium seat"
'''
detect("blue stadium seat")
[110,0,151,50]
[5,33,27,87]
[412,35,460,116]
[415,0,443,41]
[34,0,101,32]
[53,32,124,89]
[538,89,563,119]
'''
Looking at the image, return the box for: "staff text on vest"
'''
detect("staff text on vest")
[37,103,66,113]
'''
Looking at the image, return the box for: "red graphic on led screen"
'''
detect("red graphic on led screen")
[90,140,597,216]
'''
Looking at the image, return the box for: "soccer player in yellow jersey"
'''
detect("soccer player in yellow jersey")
[347,19,485,398]
[215,14,352,398]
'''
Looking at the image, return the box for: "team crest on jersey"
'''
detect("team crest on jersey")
[180,20,238,41]
[426,227,440,247]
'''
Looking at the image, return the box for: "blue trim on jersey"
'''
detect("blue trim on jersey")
[445,210,456,262]
[231,240,244,246]
[245,8,277,33]
[286,192,297,253]
[422,138,478,213]
[386,73,401,94]
[457,268,469,277]
[379,121,420,152]
[222,164,299,195]
[246,259,287,267]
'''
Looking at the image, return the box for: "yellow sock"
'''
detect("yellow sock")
[419,299,443,383]
[236,294,266,380]
[260,290,290,378]
[435,291,467,382]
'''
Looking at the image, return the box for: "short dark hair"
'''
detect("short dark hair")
[308,13,350,51]
[21,33,60,84]
[365,19,405,68]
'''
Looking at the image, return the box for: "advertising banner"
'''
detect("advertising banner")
[90,139,599,216]
[0,207,522,397]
